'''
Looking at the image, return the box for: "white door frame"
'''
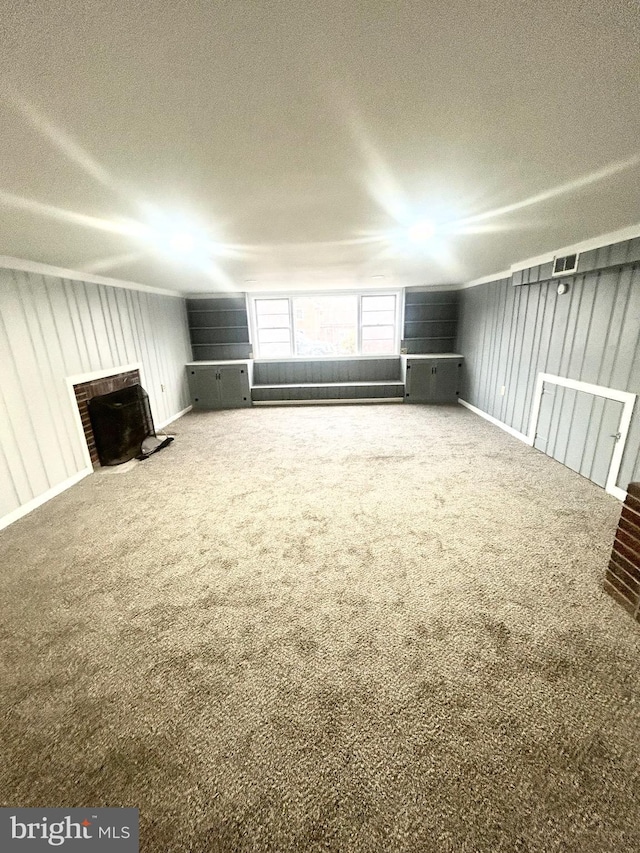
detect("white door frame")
[528,372,636,501]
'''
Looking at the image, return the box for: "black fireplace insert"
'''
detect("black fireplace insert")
[88,384,169,466]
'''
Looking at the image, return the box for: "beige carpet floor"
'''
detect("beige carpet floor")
[1,403,639,852]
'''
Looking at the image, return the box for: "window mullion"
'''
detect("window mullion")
[288,297,295,357]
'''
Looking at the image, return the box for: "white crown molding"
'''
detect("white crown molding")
[461,221,640,290]
[510,222,640,274]
[184,291,241,299]
[6,218,640,298]
[405,283,461,292]
[459,270,512,289]
[0,256,183,298]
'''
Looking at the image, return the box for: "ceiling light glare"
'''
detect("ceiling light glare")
[407,219,437,244]
[139,205,215,263]
[168,231,197,254]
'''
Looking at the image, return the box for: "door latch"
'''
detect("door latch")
[610,432,622,442]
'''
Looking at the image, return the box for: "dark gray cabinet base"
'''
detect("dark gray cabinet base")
[187,363,251,409]
[186,355,463,409]
[404,356,463,403]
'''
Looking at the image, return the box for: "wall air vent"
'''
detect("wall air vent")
[552,253,579,276]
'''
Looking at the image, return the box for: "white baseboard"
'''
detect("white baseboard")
[252,398,403,407]
[156,405,192,430]
[609,486,628,502]
[0,467,93,532]
[0,404,193,533]
[458,398,627,502]
[458,398,533,445]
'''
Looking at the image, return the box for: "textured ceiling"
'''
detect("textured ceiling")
[1,0,639,293]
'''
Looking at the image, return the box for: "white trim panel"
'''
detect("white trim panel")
[527,373,636,500]
[0,468,92,532]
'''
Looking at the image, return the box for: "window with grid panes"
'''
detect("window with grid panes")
[252,293,399,358]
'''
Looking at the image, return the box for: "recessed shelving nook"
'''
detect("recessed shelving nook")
[187,296,251,361]
[402,289,459,354]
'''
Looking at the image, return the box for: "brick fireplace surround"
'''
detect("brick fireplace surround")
[74,370,141,465]
[605,482,640,623]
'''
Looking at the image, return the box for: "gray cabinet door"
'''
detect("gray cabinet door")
[405,359,460,403]
[534,382,623,488]
[187,365,251,409]
[405,359,434,402]
[188,367,220,409]
[430,360,461,403]
[218,365,251,408]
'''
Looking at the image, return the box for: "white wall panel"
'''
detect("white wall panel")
[19,274,79,477]
[0,277,56,495]
[0,268,192,527]
[0,364,34,509]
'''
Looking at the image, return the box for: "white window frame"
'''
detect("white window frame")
[250,297,294,359]
[248,290,402,360]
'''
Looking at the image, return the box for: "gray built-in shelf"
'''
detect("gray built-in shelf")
[187,296,252,361]
[402,289,459,354]
[251,357,403,403]
[187,291,459,361]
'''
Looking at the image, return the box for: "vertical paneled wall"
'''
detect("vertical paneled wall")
[0,268,192,524]
[456,264,640,491]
